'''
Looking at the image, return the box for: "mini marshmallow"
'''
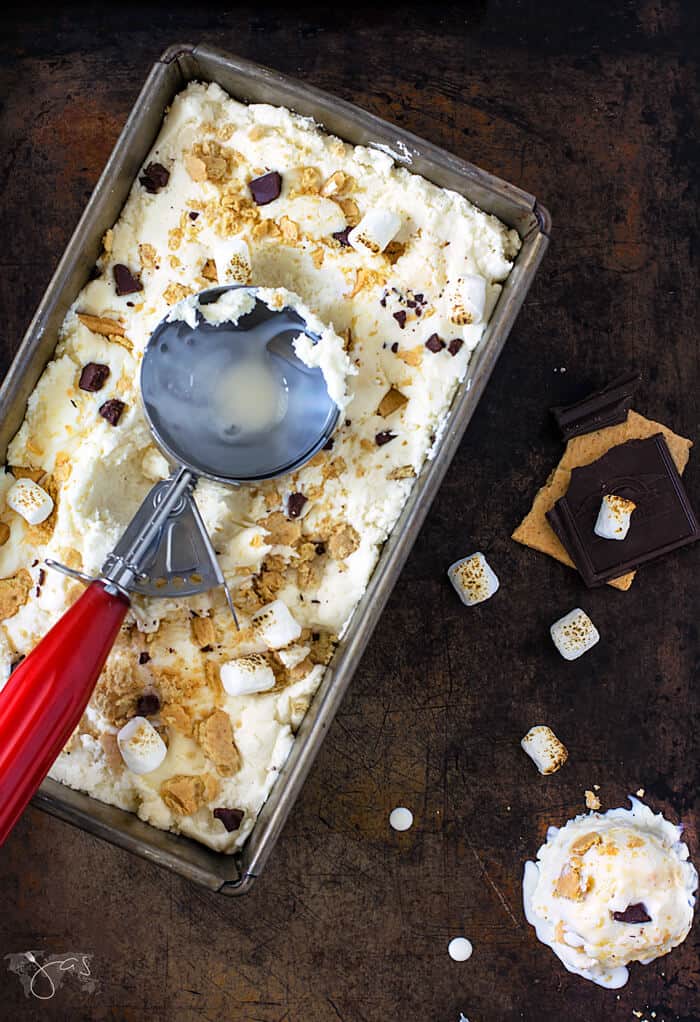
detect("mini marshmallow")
[349,208,401,254]
[141,447,171,481]
[594,493,636,541]
[446,274,486,325]
[277,644,311,669]
[117,716,167,775]
[252,599,302,649]
[521,725,569,775]
[6,477,54,526]
[550,608,600,660]
[220,653,276,696]
[448,552,499,606]
[212,237,252,285]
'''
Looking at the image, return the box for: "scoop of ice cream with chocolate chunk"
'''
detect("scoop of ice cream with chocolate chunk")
[523,798,697,988]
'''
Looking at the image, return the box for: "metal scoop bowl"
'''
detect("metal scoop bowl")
[0,285,339,843]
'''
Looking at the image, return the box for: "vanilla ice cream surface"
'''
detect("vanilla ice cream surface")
[0,82,520,851]
[523,798,698,988]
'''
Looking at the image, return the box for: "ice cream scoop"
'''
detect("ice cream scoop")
[0,285,345,845]
[523,797,697,988]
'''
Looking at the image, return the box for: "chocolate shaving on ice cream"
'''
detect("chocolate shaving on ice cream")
[425,333,446,353]
[139,162,170,194]
[613,903,652,924]
[249,171,282,205]
[286,493,307,519]
[136,692,160,716]
[375,431,397,446]
[213,807,245,832]
[78,363,110,392]
[99,399,126,426]
[113,264,142,296]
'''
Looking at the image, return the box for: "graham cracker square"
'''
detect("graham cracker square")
[512,410,693,590]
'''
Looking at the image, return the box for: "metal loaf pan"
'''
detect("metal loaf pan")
[1,43,550,893]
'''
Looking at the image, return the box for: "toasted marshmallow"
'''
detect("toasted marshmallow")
[448,552,499,606]
[521,725,569,775]
[220,653,276,696]
[212,236,252,285]
[349,208,401,254]
[141,447,171,481]
[277,644,311,669]
[117,716,167,775]
[594,494,636,541]
[446,274,486,325]
[551,608,600,660]
[6,477,54,526]
[252,599,302,649]
[227,525,271,568]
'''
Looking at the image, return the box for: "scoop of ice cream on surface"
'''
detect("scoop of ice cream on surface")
[523,797,697,988]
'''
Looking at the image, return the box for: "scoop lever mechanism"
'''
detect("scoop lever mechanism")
[47,466,238,625]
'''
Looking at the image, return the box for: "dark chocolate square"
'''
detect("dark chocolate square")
[551,372,641,441]
[546,434,700,587]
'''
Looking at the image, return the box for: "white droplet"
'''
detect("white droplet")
[448,937,473,962]
[389,807,413,831]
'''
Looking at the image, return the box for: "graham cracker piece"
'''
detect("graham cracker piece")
[512,410,693,590]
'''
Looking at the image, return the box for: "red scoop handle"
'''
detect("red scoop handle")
[0,581,129,844]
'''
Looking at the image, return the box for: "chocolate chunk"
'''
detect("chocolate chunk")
[333,227,351,246]
[375,431,397,446]
[414,293,424,303]
[315,542,326,555]
[380,294,387,308]
[287,492,307,518]
[393,310,407,329]
[99,399,126,427]
[425,333,445,353]
[249,171,282,205]
[139,162,170,194]
[612,903,651,924]
[448,338,464,357]
[547,434,700,587]
[391,342,399,353]
[188,210,200,220]
[138,652,151,665]
[213,807,244,832]
[10,655,25,674]
[136,692,160,716]
[78,362,110,392]
[551,372,641,441]
[323,436,335,451]
[113,264,142,296]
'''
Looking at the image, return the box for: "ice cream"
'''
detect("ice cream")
[523,797,697,988]
[0,81,520,852]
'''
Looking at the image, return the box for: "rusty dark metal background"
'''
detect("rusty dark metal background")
[0,2,698,1020]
